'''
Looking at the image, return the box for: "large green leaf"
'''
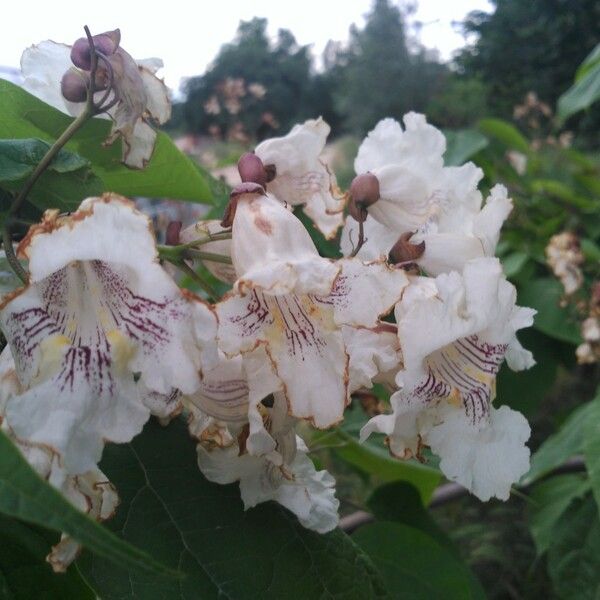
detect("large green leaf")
[443,129,489,167]
[583,394,600,512]
[353,522,476,600]
[0,515,94,599]
[0,138,104,213]
[558,43,600,120]
[547,495,600,600]
[523,400,595,484]
[78,418,388,599]
[518,278,582,345]
[0,428,175,578]
[477,118,529,153]
[0,79,212,204]
[527,474,591,555]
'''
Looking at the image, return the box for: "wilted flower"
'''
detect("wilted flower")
[21,30,171,168]
[0,196,216,473]
[341,115,512,275]
[546,231,584,295]
[361,258,536,501]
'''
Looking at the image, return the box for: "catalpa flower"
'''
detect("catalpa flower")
[342,115,512,275]
[0,196,216,473]
[216,184,408,432]
[361,258,536,501]
[188,384,339,533]
[0,348,118,572]
[21,30,171,168]
[239,119,345,239]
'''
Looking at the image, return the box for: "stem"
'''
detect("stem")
[2,227,27,284]
[178,231,232,249]
[8,109,93,221]
[186,249,233,265]
[174,260,219,300]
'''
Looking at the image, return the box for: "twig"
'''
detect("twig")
[339,455,587,533]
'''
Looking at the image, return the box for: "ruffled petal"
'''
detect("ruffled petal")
[427,404,530,501]
[255,119,344,239]
[1,196,216,472]
[231,191,338,296]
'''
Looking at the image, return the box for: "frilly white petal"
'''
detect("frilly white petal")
[231,191,338,296]
[197,435,339,533]
[139,67,171,124]
[427,404,531,501]
[255,119,344,238]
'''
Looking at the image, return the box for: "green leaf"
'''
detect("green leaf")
[0,138,89,181]
[558,50,600,119]
[496,329,559,416]
[353,522,477,600]
[0,515,95,599]
[527,474,591,555]
[500,251,529,279]
[518,278,582,345]
[530,178,597,212]
[546,495,600,600]
[477,118,529,153]
[0,79,212,204]
[443,129,489,166]
[77,418,388,599]
[524,400,595,484]
[583,394,600,512]
[581,238,600,262]
[0,427,176,578]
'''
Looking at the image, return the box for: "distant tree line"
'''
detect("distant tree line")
[172,0,600,142]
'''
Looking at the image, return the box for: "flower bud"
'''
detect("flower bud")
[165,221,182,246]
[350,172,380,206]
[238,152,267,187]
[388,232,426,265]
[60,69,89,102]
[71,29,121,70]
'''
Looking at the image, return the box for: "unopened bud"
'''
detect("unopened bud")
[165,221,182,246]
[350,172,379,206]
[238,152,267,187]
[71,29,121,70]
[388,232,426,265]
[60,69,90,102]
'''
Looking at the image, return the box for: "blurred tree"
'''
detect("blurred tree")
[328,0,447,135]
[426,76,490,129]
[181,18,334,141]
[458,0,600,120]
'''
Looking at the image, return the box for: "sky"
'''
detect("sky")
[0,0,491,93]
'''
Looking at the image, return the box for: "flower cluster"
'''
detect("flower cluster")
[0,111,536,569]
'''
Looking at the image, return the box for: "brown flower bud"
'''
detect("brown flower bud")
[71,29,121,70]
[60,69,90,102]
[165,221,182,246]
[388,232,426,265]
[350,173,379,205]
[238,152,267,187]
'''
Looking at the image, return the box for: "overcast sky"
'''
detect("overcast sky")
[1,0,491,92]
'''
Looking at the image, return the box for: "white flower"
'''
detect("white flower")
[0,347,119,571]
[361,257,536,501]
[216,186,408,431]
[189,388,339,533]
[0,196,216,473]
[344,114,512,276]
[21,33,171,169]
[254,119,345,239]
